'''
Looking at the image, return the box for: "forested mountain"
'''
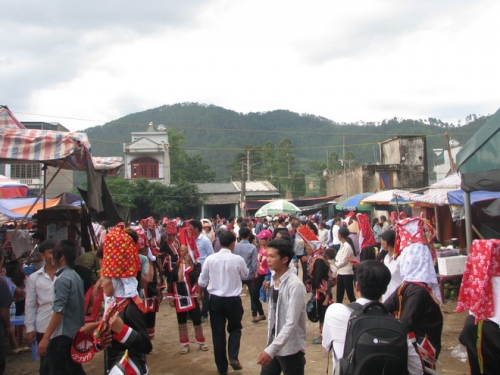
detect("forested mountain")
[84,103,489,186]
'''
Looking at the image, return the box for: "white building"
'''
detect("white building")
[433,139,461,183]
[123,122,171,185]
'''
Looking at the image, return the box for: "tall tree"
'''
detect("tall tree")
[290,171,306,198]
[168,127,215,183]
[106,176,137,208]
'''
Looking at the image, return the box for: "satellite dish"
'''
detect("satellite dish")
[449,139,460,148]
[157,124,166,131]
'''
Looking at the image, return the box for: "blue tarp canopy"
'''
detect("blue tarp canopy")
[447,190,500,205]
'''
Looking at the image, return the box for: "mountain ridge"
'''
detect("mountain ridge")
[83,102,489,180]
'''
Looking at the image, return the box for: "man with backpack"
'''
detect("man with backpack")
[321,260,422,375]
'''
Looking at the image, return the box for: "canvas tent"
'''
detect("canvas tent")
[0,105,124,222]
[457,107,500,247]
[0,174,29,198]
[457,107,500,192]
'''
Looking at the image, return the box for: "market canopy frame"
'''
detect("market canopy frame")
[0,105,124,221]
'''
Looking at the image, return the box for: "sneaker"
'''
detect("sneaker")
[201,316,208,323]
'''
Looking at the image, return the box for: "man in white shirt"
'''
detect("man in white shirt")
[327,218,341,250]
[25,240,57,375]
[322,260,423,375]
[317,222,328,248]
[198,231,249,375]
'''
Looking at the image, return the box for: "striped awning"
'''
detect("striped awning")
[393,173,462,206]
[0,106,25,129]
[0,128,123,175]
[394,188,456,206]
[0,106,122,174]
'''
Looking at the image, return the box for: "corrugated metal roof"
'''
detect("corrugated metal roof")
[232,180,278,192]
[203,193,240,205]
[197,183,238,194]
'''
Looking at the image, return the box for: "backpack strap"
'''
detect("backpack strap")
[396,282,408,320]
[326,303,361,375]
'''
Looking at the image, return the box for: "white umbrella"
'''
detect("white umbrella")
[254,199,301,217]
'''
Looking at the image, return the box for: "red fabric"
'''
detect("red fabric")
[166,220,177,235]
[457,239,500,322]
[134,227,148,250]
[101,227,140,278]
[296,225,318,242]
[178,228,200,261]
[395,217,436,259]
[0,185,29,198]
[357,213,377,248]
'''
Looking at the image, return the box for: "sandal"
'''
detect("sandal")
[180,345,190,354]
[252,315,266,323]
[22,346,31,353]
[312,337,322,345]
[11,348,24,355]
[199,343,209,351]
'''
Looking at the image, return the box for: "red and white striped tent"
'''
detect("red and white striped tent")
[0,175,29,199]
[0,105,124,220]
[0,106,122,174]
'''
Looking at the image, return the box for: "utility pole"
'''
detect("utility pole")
[240,161,246,217]
[445,132,456,174]
[246,149,251,181]
[343,134,348,197]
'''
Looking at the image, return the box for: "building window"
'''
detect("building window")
[131,157,159,179]
[379,172,394,188]
[10,164,41,179]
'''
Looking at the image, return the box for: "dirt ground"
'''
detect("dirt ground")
[5,290,470,375]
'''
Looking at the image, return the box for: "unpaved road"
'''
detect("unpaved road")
[5,291,469,375]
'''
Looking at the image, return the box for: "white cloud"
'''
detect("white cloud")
[1,0,499,131]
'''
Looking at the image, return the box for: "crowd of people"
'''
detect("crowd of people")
[0,210,498,375]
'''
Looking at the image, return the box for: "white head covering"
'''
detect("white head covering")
[111,277,139,298]
[399,243,442,303]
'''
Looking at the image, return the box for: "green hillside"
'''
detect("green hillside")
[84,102,489,183]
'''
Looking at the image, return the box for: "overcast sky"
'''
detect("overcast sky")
[2,0,499,132]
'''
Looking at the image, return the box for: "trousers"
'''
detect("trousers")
[209,295,244,374]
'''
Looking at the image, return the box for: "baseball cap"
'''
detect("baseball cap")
[256,229,272,239]
[71,330,96,363]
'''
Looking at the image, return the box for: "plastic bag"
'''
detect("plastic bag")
[450,344,468,360]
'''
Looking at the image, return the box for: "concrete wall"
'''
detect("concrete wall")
[324,136,430,197]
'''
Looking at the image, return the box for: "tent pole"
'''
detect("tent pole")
[0,160,67,252]
[42,164,48,209]
[464,190,473,253]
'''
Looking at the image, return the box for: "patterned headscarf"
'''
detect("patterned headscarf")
[101,226,140,278]
[296,225,322,254]
[399,242,442,303]
[457,239,500,322]
[166,220,178,235]
[357,213,377,249]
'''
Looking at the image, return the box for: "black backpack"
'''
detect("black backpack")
[339,301,409,375]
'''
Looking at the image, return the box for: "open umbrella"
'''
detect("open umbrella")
[335,192,374,211]
[254,199,301,217]
[361,190,412,205]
